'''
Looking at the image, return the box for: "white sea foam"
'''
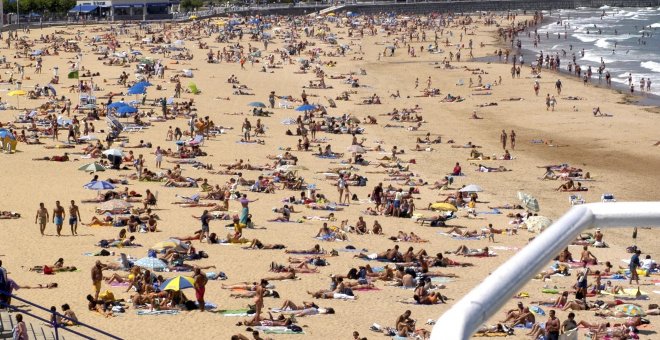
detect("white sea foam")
[594,38,610,48]
[641,61,660,73]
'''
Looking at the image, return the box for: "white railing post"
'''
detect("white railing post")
[432,202,660,340]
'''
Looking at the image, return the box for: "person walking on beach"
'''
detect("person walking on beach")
[35,202,49,236]
[629,249,641,285]
[200,210,211,243]
[194,268,208,312]
[510,130,516,150]
[69,200,81,236]
[53,201,65,236]
[500,130,507,150]
[91,261,104,301]
[545,310,560,340]
[555,79,562,95]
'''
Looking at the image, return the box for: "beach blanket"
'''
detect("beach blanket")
[214,309,254,316]
[601,288,648,297]
[437,232,484,241]
[136,310,179,316]
[253,326,304,335]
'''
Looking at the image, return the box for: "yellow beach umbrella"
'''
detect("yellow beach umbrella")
[8,90,26,109]
[159,276,194,291]
[430,202,458,211]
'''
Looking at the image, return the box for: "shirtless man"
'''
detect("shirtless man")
[396,310,415,337]
[580,245,597,266]
[53,201,66,236]
[545,310,560,340]
[69,200,81,236]
[194,268,208,312]
[91,261,104,301]
[35,202,49,236]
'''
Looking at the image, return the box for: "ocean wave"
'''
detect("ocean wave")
[641,61,660,73]
[599,5,611,9]
[651,22,660,28]
[572,34,599,42]
[594,38,610,48]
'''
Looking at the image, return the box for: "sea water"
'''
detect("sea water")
[518,6,660,96]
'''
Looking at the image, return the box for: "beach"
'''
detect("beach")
[0,10,659,340]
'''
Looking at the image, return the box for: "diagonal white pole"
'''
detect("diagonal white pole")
[431,202,660,340]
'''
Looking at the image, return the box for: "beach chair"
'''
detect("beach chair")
[278,101,294,109]
[184,134,204,147]
[569,194,585,205]
[601,193,616,203]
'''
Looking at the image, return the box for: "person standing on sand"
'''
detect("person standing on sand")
[91,261,104,301]
[500,130,507,150]
[510,130,516,150]
[69,200,81,236]
[35,202,49,236]
[53,201,65,236]
[200,210,211,243]
[254,279,267,320]
[555,79,562,95]
[193,268,208,312]
[629,249,641,285]
[545,310,560,340]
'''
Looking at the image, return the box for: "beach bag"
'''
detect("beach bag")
[288,325,303,333]
[43,265,54,275]
[147,249,157,258]
[99,249,111,256]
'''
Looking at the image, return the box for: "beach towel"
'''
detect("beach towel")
[253,326,304,335]
[214,309,254,316]
[136,310,179,316]
[601,288,648,297]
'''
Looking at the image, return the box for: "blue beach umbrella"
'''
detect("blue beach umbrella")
[135,257,167,271]
[248,101,266,108]
[107,102,128,109]
[116,106,138,117]
[295,104,317,111]
[136,80,153,87]
[127,85,147,95]
[83,180,116,190]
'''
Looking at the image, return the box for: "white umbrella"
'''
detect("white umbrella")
[102,148,123,157]
[346,145,366,154]
[517,191,540,212]
[459,184,483,193]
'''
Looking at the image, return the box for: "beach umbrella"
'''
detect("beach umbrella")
[127,84,147,95]
[429,202,458,212]
[459,184,483,193]
[614,304,645,317]
[151,239,183,252]
[98,199,133,212]
[248,102,266,108]
[295,104,316,111]
[134,257,167,271]
[83,180,116,190]
[517,191,540,212]
[8,90,26,109]
[116,106,138,117]
[78,163,106,172]
[529,305,545,316]
[346,145,366,154]
[102,148,124,157]
[107,102,128,109]
[160,276,194,291]
[523,216,553,233]
[47,84,57,96]
[135,80,153,87]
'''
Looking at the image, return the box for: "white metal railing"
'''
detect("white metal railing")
[432,202,660,340]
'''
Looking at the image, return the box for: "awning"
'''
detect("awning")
[69,5,98,13]
[147,3,172,6]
